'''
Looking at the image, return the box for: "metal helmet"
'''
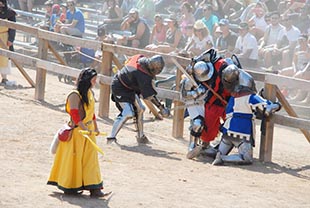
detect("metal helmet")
[148,55,165,76]
[221,64,240,92]
[193,61,214,82]
[237,69,257,93]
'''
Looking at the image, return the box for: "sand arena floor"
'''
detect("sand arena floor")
[0,67,309,208]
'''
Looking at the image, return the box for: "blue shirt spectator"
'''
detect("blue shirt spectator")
[200,4,219,36]
[66,7,85,33]
[58,0,85,37]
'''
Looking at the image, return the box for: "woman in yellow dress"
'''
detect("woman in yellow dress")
[48,68,107,197]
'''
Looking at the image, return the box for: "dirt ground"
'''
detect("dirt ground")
[0,67,309,208]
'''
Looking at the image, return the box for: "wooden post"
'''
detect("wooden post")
[34,38,48,101]
[172,64,184,139]
[259,83,276,162]
[98,41,113,118]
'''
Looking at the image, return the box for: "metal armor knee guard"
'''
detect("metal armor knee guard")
[133,95,146,139]
[109,102,135,138]
[218,137,234,155]
[187,116,204,159]
[188,116,204,151]
[189,116,204,147]
[217,138,253,165]
[239,141,253,163]
[213,136,237,165]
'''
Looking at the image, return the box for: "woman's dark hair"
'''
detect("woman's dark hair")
[76,68,97,106]
[0,0,8,18]
[181,2,193,13]
[107,0,116,5]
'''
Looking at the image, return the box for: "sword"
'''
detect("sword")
[79,130,107,136]
[79,130,106,155]
[171,57,198,87]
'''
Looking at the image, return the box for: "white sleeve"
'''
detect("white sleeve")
[235,37,242,50]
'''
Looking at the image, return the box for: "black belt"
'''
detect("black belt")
[117,73,133,90]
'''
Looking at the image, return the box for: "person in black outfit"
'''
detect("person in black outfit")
[107,54,170,144]
[0,0,16,85]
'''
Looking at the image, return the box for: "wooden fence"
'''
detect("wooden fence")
[0,19,309,163]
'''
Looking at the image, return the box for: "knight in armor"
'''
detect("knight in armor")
[0,0,16,85]
[183,48,233,159]
[180,61,212,159]
[212,64,281,165]
[107,54,170,144]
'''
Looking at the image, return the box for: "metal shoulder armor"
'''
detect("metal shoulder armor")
[237,70,257,93]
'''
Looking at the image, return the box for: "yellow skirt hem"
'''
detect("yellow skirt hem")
[47,181,103,192]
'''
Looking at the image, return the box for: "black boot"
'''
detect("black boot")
[107,137,117,144]
[136,135,151,144]
[90,189,111,198]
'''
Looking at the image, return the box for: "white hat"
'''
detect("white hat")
[193,20,206,30]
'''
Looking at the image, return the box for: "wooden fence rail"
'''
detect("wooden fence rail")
[1,19,309,162]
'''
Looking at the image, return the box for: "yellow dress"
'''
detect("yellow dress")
[0,25,9,69]
[47,90,103,192]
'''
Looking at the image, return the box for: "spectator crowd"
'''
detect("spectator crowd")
[7,0,310,103]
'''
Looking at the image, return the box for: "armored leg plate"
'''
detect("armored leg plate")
[136,135,151,144]
[212,152,224,166]
[186,145,202,159]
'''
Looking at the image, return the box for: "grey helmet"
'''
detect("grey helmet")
[193,61,214,82]
[221,64,240,92]
[237,69,257,93]
[148,55,165,76]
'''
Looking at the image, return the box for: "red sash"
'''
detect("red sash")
[126,54,153,77]
[207,59,230,105]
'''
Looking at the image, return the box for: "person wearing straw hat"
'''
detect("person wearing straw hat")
[184,20,213,57]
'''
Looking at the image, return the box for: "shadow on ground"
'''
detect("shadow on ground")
[49,191,113,208]
[114,142,182,161]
